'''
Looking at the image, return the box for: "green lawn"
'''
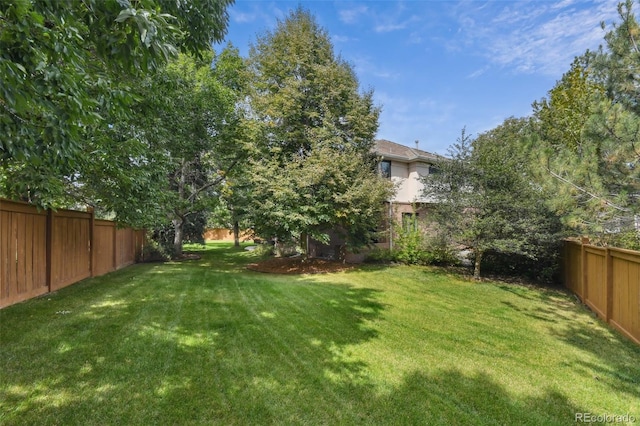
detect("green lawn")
[1,242,639,425]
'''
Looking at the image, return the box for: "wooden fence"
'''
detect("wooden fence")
[0,198,144,309]
[203,228,252,242]
[564,238,640,345]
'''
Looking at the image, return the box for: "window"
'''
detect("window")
[379,160,391,179]
[402,212,419,232]
[428,165,440,174]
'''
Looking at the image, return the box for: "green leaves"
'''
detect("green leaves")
[0,0,233,208]
[529,1,640,244]
[424,121,564,281]
[245,8,387,249]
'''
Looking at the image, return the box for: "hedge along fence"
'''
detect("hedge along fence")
[564,238,640,345]
[0,198,144,309]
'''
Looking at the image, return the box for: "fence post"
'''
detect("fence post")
[112,223,117,271]
[88,207,95,277]
[605,247,613,323]
[45,208,53,293]
[581,237,589,300]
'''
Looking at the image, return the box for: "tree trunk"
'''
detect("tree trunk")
[233,220,240,247]
[172,159,186,257]
[473,249,483,280]
[173,218,184,257]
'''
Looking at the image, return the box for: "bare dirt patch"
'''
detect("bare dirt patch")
[247,256,356,274]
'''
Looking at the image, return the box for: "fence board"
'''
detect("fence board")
[564,241,582,297]
[610,249,640,344]
[116,228,135,269]
[50,212,91,291]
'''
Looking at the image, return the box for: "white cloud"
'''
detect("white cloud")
[375,92,457,154]
[230,10,256,23]
[467,66,490,79]
[332,34,355,43]
[351,56,399,80]
[453,0,619,76]
[339,5,368,24]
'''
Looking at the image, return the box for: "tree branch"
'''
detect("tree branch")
[546,167,630,212]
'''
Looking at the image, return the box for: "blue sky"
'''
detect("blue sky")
[217,0,621,155]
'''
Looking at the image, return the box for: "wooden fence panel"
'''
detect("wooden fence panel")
[564,241,582,298]
[50,210,91,291]
[135,230,145,262]
[584,246,607,320]
[0,200,48,308]
[1,198,143,308]
[115,228,135,269]
[94,220,115,277]
[564,239,640,345]
[610,249,640,344]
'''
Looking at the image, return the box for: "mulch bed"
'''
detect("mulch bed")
[247,256,356,274]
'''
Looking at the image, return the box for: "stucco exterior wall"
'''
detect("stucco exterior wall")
[390,161,436,204]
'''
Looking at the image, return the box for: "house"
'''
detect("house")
[374,139,442,250]
[310,139,442,260]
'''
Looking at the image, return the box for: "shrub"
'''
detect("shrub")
[421,234,459,266]
[393,227,426,265]
[140,237,171,262]
[480,245,562,285]
[364,247,394,264]
[253,243,275,257]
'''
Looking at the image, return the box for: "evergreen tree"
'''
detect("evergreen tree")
[424,121,563,281]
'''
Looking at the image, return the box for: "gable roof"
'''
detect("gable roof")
[374,139,442,163]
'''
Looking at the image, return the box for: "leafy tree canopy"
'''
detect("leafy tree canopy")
[424,121,564,281]
[0,0,233,207]
[246,8,391,250]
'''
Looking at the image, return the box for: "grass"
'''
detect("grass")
[1,242,639,425]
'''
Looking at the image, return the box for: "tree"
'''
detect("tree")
[592,0,640,116]
[249,145,392,253]
[529,1,640,246]
[0,0,233,208]
[423,121,563,281]
[246,8,390,251]
[131,49,249,255]
[532,57,604,152]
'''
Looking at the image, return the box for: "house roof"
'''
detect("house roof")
[374,139,442,163]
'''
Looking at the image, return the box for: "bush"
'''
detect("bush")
[391,222,459,266]
[140,237,171,262]
[364,247,394,264]
[480,246,562,285]
[393,227,426,265]
[253,243,275,257]
[421,234,459,266]
[605,230,640,251]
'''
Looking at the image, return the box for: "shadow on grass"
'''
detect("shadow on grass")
[495,283,640,401]
[0,243,621,424]
[551,321,640,400]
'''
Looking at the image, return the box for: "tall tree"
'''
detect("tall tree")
[0,0,233,207]
[135,49,249,255]
[424,121,563,281]
[530,1,640,246]
[246,8,391,251]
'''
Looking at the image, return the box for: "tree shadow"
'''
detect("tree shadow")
[549,321,640,400]
[494,282,640,401]
[0,244,633,425]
